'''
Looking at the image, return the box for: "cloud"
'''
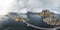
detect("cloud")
[0,0,14,15]
[26,0,60,13]
[9,0,60,14]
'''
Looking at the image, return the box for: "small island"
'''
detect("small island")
[39,9,60,25]
[15,17,29,22]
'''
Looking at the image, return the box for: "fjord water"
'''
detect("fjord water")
[0,12,60,30]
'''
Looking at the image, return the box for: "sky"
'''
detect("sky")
[26,0,60,13]
[0,0,60,15]
[0,0,14,15]
[11,0,60,14]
